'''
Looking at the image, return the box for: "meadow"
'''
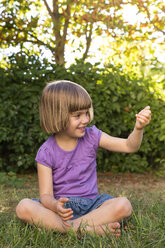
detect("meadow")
[0,172,165,248]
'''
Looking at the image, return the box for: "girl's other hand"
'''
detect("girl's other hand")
[135,106,151,130]
[54,198,73,223]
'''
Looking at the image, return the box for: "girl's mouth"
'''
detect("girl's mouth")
[78,127,86,132]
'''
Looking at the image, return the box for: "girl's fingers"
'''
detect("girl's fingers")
[59,214,74,221]
[144,106,150,110]
[137,111,151,116]
[59,198,69,204]
[136,112,151,122]
[60,210,73,217]
[58,207,73,217]
[136,116,149,123]
[60,212,74,221]
[136,110,151,117]
[58,198,74,220]
[59,211,73,219]
[59,207,72,213]
[62,215,74,221]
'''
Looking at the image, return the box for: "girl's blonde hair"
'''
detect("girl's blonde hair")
[40,80,93,133]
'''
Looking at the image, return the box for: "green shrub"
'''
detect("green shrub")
[0,52,165,173]
[68,61,165,172]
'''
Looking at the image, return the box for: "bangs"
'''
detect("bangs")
[68,87,92,113]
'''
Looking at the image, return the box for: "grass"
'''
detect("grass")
[0,172,165,248]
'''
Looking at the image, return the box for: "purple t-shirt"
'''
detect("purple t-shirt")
[35,125,102,199]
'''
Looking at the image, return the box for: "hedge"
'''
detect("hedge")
[0,52,165,173]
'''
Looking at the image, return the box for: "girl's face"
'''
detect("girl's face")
[64,109,90,139]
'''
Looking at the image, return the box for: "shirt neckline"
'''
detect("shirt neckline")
[53,135,80,153]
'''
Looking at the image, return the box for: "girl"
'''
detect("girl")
[16,80,151,236]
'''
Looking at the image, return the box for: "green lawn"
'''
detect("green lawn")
[0,172,165,248]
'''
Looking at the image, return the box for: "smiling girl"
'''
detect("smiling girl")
[16,80,151,236]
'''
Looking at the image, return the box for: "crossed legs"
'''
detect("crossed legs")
[16,197,132,236]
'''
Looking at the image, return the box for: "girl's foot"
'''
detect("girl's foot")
[66,221,121,236]
[91,222,121,236]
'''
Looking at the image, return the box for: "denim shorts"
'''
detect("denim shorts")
[32,194,114,220]
[64,194,114,220]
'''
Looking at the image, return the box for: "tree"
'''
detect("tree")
[98,1,165,84]
[0,0,164,65]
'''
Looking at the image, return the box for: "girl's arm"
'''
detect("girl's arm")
[37,163,73,221]
[37,163,55,210]
[99,106,151,153]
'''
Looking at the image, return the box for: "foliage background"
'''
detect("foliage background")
[1,52,165,173]
[0,0,165,173]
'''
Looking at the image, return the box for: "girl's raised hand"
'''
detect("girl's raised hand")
[54,198,73,224]
[135,106,151,130]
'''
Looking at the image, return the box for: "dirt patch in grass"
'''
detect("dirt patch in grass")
[97,172,165,199]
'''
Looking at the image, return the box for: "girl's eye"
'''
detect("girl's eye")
[85,111,90,117]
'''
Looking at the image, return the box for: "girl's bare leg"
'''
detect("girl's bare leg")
[16,199,67,232]
[69,196,132,235]
[74,196,132,225]
[16,199,120,235]
[16,196,131,236]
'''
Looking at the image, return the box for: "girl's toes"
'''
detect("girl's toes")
[109,222,120,230]
[107,222,121,236]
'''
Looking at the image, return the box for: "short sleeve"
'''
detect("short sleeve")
[35,145,53,168]
[86,125,102,151]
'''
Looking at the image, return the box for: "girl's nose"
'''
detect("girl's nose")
[82,114,89,124]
